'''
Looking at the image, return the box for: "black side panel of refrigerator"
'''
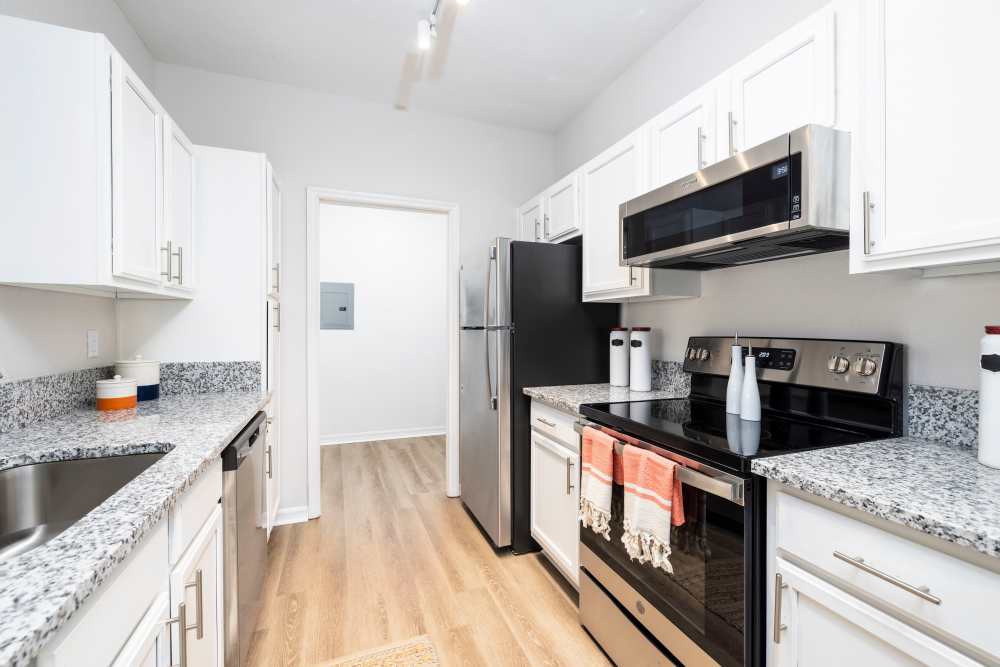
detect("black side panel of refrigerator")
[508,241,621,553]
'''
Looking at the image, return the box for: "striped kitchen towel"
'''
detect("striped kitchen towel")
[579,426,617,540]
[621,445,685,574]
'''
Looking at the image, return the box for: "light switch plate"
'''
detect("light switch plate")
[87,330,99,358]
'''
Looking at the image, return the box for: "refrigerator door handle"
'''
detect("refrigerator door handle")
[484,245,497,410]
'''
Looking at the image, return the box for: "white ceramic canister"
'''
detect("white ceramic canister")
[629,327,652,392]
[610,327,630,387]
[115,354,161,402]
[979,325,1000,468]
[740,351,761,422]
[96,375,137,411]
[726,342,743,415]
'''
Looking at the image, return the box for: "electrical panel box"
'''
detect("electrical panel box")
[320,282,354,330]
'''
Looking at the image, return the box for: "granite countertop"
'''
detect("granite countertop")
[523,383,689,416]
[752,436,1000,560]
[0,392,269,667]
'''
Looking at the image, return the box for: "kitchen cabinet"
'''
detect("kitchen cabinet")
[529,401,580,587]
[266,163,282,300]
[163,116,197,291]
[542,172,581,241]
[517,194,544,242]
[170,505,223,667]
[580,131,700,303]
[111,592,171,667]
[728,6,836,155]
[0,15,195,298]
[648,84,718,189]
[852,0,1000,275]
[264,409,280,538]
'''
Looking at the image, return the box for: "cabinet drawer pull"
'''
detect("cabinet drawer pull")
[833,551,941,605]
[773,573,788,644]
[536,417,557,428]
[184,569,204,639]
[165,601,190,667]
[565,457,574,494]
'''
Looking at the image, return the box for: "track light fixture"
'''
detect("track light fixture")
[416,0,466,51]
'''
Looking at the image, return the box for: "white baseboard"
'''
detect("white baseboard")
[274,505,309,527]
[321,425,445,446]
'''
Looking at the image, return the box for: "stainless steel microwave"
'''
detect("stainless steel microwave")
[619,124,850,270]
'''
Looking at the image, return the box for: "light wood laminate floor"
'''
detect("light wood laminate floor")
[247,436,612,667]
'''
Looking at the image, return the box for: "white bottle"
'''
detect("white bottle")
[740,348,761,422]
[726,341,743,414]
[629,327,652,392]
[610,328,629,387]
[979,325,1000,468]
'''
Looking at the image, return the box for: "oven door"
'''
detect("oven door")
[577,423,760,667]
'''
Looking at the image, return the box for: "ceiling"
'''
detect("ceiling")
[114,0,701,132]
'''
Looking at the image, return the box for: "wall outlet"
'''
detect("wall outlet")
[87,330,99,359]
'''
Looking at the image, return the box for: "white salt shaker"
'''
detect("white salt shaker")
[740,346,761,422]
[629,327,652,392]
[979,325,1000,468]
[610,327,629,387]
[726,334,743,415]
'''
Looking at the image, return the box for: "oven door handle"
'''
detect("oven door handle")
[574,420,745,506]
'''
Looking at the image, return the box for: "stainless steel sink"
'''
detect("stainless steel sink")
[0,453,165,562]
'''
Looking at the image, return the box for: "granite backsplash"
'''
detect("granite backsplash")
[0,361,262,435]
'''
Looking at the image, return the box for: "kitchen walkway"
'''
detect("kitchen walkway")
[247,436,611,666]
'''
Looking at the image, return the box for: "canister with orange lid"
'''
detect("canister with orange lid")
[96,375,137,411]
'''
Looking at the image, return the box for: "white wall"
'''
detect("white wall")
[555,0,1000,391]
[0,0,155,84]
[152,62,555,512]
[319,204,447,443]
[0,0,155,381]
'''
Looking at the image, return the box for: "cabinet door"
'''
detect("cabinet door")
[265,412,279,539]
[170,506,223,667]
[112,53,163,284]
[111,592,171,667]
[163,116,196,290]
[517,195,543,242]
[729,7,835,154]
[773,560,978,667]
[856,0,1000,264]
[648,85,718,189]
[543,172,580,241]
[266,162,281,298]
[530,430,579,585]
[581,130,648,298]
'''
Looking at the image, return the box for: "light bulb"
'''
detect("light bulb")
[417,18,431,50]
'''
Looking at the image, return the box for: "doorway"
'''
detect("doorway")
[306,188,461,519]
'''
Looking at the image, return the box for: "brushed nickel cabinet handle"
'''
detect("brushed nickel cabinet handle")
[160,240,174,282]
[697,125,705,167]
[534,218,541,241]
[273,303,280,331]
[184,569,204,639]
[173,245,184,285]
[728,111,736,156]
[536,417,556,428]
[862,191,874,254]
[266,444,273,479]
[165,601,188,667]
[565,457,574,494]
[543,214,550,238]
[773,573,788,643]
[272,263,280,292]
[833,551,941,604]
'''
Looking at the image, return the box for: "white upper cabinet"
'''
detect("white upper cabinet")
[517,194,544,242]
[542,172,581,241]
[852,0,1000,274]
[581,130,648,299]
[728,6,837,153]
[648,85,718,188]
[163,116,197,291]
[0,16,195,298]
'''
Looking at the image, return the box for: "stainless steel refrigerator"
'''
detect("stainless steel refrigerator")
[459,237,619,552]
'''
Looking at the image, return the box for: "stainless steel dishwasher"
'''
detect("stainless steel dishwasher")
[222,411,267,667]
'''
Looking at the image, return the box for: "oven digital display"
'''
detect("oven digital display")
[744,347,795,370]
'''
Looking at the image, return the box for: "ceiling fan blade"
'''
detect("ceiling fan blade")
[426,0,458,81]
[394,51,424,110]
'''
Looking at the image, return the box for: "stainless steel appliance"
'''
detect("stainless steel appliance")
[222,411,268,667]
[577,336,903,666]
[459,237,618,551]
[620,125,850,270]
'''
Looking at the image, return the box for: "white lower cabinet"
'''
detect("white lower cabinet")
[112,592,171,667]
[529,401,580,587]
[170,505,223,667]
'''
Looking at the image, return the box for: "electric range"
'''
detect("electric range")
[576,336,903,667]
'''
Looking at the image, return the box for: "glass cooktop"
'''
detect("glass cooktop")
[579,397,881,473]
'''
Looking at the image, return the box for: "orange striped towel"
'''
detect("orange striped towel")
[621,445,685,574]
[579,426,616,540]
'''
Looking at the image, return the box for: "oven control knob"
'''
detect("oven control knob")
[698,348,710,361]
[854,356,878,377]
[827,355,850,374]
[687,347,698,360]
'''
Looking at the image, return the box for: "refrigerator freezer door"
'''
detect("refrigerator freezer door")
[493,238,512,328]
[459,327,510,546]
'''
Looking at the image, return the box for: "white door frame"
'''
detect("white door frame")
[305,187,461,518]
